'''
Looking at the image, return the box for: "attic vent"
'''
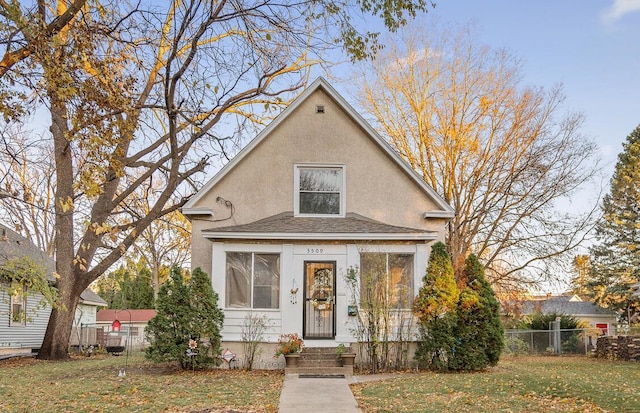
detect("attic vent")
[316,105,325,114]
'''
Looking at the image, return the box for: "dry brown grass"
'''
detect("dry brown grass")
[0,353,282,412]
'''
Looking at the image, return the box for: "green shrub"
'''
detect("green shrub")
[414,249,504,371]
[449,254,504,371]
[413,242,459,371]
[504,336,530,356]
[145,267,224,369]
[527,312,583,330]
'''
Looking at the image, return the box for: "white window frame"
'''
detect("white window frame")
[359,252,415,310]
[225,251,281,310]
[9,286,27,326]
[294,164,346,217]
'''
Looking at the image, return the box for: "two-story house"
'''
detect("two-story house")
[183,78,454,362]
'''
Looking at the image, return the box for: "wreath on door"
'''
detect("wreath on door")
[310,268,333,310]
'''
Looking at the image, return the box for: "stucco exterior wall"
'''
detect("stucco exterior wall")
[189,87,447,271]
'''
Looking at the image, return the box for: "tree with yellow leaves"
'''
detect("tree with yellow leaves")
[357,23,600,289]
[0,0,436,360]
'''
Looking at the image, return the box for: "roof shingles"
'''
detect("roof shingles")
[204,212,435,237]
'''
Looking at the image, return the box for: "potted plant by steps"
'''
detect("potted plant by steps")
[275,333,304,367]
[336,343,356,366]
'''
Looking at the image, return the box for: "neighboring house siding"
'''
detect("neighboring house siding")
[509,296,618,336]
[96,309,157,350]
[75,303,97,325]
[0,287,52,352]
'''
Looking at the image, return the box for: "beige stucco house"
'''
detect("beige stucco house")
[183,78,454,357]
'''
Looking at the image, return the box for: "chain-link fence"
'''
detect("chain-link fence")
[504,328,604,356]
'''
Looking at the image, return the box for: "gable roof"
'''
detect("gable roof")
[183,77,454,217]
[519,296,617,317]
[202,212,439,241]
[0,223,55,282]
[1,223,107,307]
[79,289,108,307]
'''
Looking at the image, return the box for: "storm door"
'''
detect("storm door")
[303,261,336,339]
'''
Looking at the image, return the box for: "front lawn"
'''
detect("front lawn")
[0,353,281,412]
[352,356,640,412]
[1,353,638,412]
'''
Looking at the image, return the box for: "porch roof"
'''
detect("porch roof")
[202,212,438,241]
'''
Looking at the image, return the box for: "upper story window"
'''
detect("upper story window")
[295,165,345,217]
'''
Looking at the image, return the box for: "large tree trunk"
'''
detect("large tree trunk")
[37,67,77,360]
[38,277,85,359]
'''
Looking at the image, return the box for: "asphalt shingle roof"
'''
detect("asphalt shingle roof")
[520,296,616,316]
[97,309,156,323]
[0,223,55,281]
[205,212,435,236]
[1,223,107,306]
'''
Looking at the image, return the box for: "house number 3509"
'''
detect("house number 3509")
[307,248,324,254]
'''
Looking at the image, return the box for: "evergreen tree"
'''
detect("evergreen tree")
[450,254,504,371]
[589,125,640,321]
[96,259,155,309]
[413,242,459,371]
[145,266,224,369]
[188,267,224,362]
[526,312,585,353]
[527,312,583,331]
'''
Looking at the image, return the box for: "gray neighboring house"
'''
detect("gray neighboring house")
[519,294,618,335]
[0,223,106,356]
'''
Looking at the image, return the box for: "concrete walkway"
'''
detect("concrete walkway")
[278,373,400,412]
[278,374,361,412]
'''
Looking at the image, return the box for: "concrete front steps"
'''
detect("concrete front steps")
[284,347,354,376]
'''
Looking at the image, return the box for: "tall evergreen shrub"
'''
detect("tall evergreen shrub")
[413,242,459,371]
[145,266,224,369]
[450,254,504,371]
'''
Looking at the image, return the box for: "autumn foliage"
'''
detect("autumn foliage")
[414,243,504,371]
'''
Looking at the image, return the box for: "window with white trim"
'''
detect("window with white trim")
[225,252,280,309]
[295,165,345,216]
[10,287,27,326]
[360,253,414,309]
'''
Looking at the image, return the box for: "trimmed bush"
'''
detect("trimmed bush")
[450,254,504,370]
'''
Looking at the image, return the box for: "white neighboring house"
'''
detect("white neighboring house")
[96,309,156,350]
[518,294,618,335]
[182,78,454,362]
[69,289,108,350]
[0,223,106,356]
